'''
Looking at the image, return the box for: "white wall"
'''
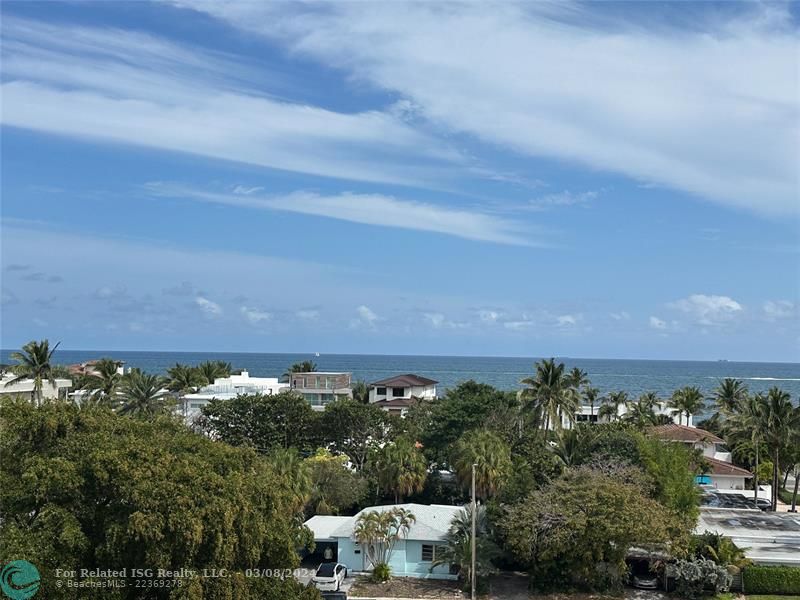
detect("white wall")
[369,384,436,403]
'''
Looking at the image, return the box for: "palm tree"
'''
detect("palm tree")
[266,448,312,513]
[761,388,799,510]
[167,363,204,394]
[451,429,511,500]
[282,360,317,382]
[567,367,590,390]
[668,386,706,426]
[353,507,416,576]
[583,386,600,424]
[80,358,123,407]
[373,437,427,503]
[624,392,660,427]
[728,393,767,509]
[5,339,61,406]
[196,360,232,385]
[431,504,499,589]
[117,368,171,417]
[351,380,370,404]
[549,427,589,467]
[598,390,628,422]
[713,378,748,419]
[518,358,580,431]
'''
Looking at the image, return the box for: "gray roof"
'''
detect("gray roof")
[370,374,438,388]
[305,515,353,541]
[307,503,462,543]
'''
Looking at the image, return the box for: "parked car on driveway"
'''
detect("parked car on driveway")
[311,562,347,591]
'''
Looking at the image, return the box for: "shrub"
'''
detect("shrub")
[743,565,800,595]
[673,557,732,599]
[371,562,391,582]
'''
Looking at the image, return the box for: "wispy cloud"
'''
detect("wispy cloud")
[195,296,222,317]
[179,1,799,216]
[352,305,380,329]
[763,300,796,321]
[0,17,464,189]
[649,316,667,330]
[528,190,599,211]
[145,182,540,246]
[240,305,271,324]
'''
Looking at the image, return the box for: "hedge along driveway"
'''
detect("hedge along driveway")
[743,566,800,595]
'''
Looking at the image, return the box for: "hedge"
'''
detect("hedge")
[744,565,800,595]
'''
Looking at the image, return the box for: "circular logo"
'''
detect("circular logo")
[0,561,40,600]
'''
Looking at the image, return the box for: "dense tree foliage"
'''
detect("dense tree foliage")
[499,467,688,592]
[405,381,517,465]
[317,398,395,471]
[201,391,317,453]
[0,398,319,600]
[451,429,511,500]
[305,449,368,515]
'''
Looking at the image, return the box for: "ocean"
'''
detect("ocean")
[2,350,798,413]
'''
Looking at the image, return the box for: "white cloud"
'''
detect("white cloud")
[610,311,631,321]
[0,17,463,189]
[424,312,445,328]
[145,183,538,246]
[669,294,743,325]
[556,314,580,327]
[180,2,799,216]
[478,309,500,323]
[353,305,380,328]
[763,300,796,321]
[195,296,222,317]
[240,305,271,324]
[529,190,599,210]
[233,185,264,195]
[649,316,667,330]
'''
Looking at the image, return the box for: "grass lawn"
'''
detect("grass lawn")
[746,596,800,600]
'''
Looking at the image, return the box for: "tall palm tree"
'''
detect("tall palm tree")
[668,386,706,426]
[80,358,123,407]
[519,358,579,431]
[583,386,600,424]
[713,378,748,419]
[761,387,799,510]
[374,437,427,503]
[451,429,512,499]
[624,392,660,427]
[5,339,61,406]
[728,393,767,509]
[567,367,590,390]
[431,504,499,588]
[117,369,171,417]
[598,391,628,422]
[196,360,232,385]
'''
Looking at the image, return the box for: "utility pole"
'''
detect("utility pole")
[471,463,477,600]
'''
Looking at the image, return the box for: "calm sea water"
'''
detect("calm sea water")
[2,350,798,412]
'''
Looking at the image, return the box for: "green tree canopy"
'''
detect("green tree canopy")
[451,429,511,500]
[317,398,395,471]
[200,391,318,453]
[500,466,687,592]
[305,449,368,516]
[0,398,320,600]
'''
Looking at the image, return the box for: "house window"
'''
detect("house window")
[421,544,436,561]
[392,387,405,397]
[376,387,386,395]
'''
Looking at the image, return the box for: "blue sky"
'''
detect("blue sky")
[1,1,798,361]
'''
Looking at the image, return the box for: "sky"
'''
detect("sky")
[0,0,798,361]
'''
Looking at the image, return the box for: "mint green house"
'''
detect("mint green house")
[305,503,461,580]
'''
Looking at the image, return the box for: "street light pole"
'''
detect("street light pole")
[471,463,477,600]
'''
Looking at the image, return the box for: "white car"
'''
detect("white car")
[311,562,347,591]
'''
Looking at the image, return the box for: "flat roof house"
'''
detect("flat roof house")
[369,374,437,416]
[181,370,289,418]
[291,372,352,411]
[0,373,72,403]
[304,503,460,580]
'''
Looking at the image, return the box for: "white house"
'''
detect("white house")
[181,370,289,418]
[0,373,72,402]
[570,399,685,427]
[649,423,751,490]
[369,374,437,403]
[304,503,461,579]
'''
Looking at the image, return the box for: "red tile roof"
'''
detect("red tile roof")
[648,423,724,444]
[704,456,753,477]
